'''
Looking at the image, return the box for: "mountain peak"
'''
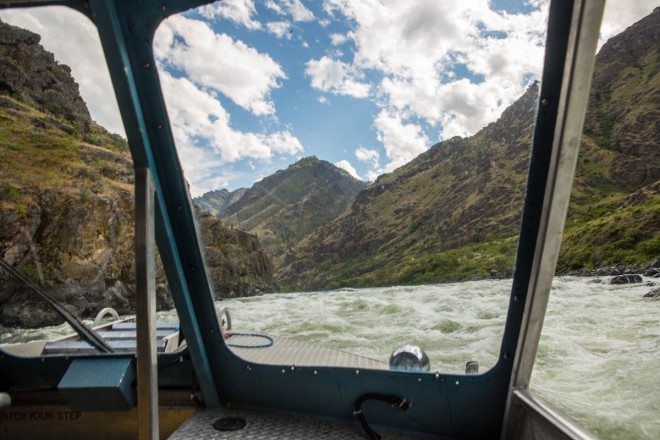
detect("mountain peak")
[218,157,368,259]
[193,188,247,215]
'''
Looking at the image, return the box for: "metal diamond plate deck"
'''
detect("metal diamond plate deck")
[168,407,421,439]
[227,334,388,370]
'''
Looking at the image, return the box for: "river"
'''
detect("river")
[2,276,658,439]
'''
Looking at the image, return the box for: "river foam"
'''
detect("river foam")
[2,276,658,439]
[204,276,659,439]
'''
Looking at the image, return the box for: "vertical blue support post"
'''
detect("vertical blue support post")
[87,0,221,408]
[135,167,158,440]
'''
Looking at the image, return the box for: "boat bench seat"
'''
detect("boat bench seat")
[43,339,168,354]
[111,322,179,331]
[42,321,180,355]
[97,330,175,340]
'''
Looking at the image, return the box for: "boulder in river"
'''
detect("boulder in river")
[605,274,643,285]
[643,287,660,299]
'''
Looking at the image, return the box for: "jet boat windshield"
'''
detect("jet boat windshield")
[2,1,650,440]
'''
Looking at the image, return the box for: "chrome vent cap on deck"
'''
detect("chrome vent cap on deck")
[389,344,430,372]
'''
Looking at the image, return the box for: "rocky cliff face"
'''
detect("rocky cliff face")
[0,20,274,328]
[199,212,274,298]
[583,7,659,189]
[0,91,141,328]
[0,188,139,328]
[0,18,91,132]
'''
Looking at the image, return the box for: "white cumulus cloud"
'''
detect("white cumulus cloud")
[305,56,370,98]
[267,0,315,22]
[320,0,551,172]
[154,15,285,116]
[159,71,304,196]
[267,21,292,39]
[284,0,315,22]
[199,0,261,30]
[355,147,379,167]
[335,160,361,180]
[330,33,348,46]
[375,110,429,172]
[264,0,283,14]
[355,147,381,180]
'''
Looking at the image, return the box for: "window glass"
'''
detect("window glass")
[530,4,660,439]
[155,0,548,373]
[0,7,175,356]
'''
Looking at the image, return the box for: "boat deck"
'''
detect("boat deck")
[168,406,420,439]
[226,333,388,369]
[0,326,387,370]
[1,327,410,438]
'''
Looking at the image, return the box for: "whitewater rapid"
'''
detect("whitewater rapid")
[2,277,658,439]
[200,277,660,440]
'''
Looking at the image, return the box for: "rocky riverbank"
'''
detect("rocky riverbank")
[559,259,660,279]
[560,259,660,298]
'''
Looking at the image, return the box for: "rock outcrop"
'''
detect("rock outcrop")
[0,19,275,328]
[643,287,660,298]
[0,186,141,327]
[0,18,91,132]
[605,274,643,285]
[199,212,274,298]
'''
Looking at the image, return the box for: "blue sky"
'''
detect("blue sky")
[1,0,657,197]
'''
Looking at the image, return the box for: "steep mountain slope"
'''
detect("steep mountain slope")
[277,9,659,291]
[558,7,659,269]
[0,19,273,328]
[219,156,368,258]
[582,7,658,189]
[193,188,246,216]
[197,211,274,298]
[277,84,538,290]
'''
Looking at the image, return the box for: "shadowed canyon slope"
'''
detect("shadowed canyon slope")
[0,18,274,327]
[215,156,368,259]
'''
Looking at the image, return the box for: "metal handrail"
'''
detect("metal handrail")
[92,307,121,328]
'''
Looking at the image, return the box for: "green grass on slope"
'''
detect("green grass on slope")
[558,197,660,269]
[0,97,131,211]
[316,234,520,290]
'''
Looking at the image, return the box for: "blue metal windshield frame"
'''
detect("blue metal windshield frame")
[0,0,591,437]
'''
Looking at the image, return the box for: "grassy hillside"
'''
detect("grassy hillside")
[0,95,132,216]
[276,9,659,291]
[558,9,659,270]
[276,84,539,291]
